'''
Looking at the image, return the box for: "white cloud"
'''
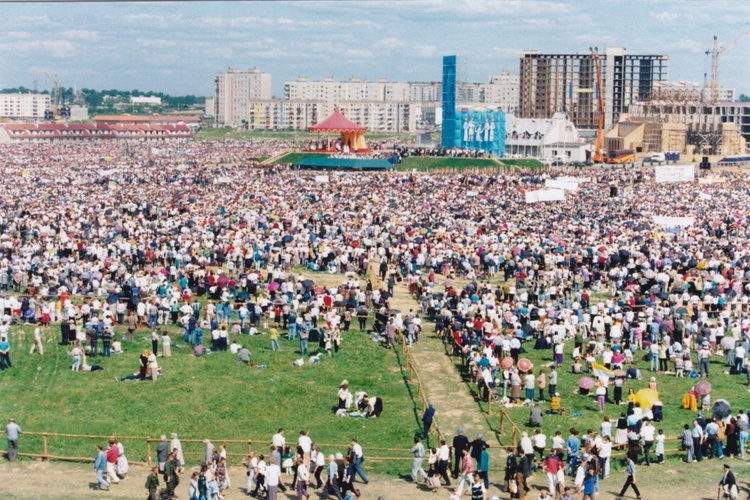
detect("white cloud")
[60,30,98,40]
[344,49,374,59]
[414,45,438,58]
[374,37,406,49]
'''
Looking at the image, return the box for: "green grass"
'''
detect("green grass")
[396,156,505,172]
[272,152,331,165]
[500,158,545,169]
[0,321,420,473]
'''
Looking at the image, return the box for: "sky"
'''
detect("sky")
[2,0,750,98]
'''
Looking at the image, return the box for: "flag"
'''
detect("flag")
[591,361,614,380]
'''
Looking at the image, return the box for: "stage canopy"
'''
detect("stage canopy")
[308,108,368,151]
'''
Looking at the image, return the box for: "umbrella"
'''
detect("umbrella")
[501,357,514,370]
[634,388,660,409]
[693,380,712,396]
[712,399,732,420]
[613,369,626,377]
[301,279,314,290]
[578,377,595,390]
[721,337,736,350]
[268,282,280,292]
[518,358,532,372]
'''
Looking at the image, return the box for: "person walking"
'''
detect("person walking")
[145,466,160,500]
[326,454,343,500]
[0,335,11,370]
[719,463,737,500]
[410,436,428,484]
[29,326,43,355]
[616,455,641,500]
[94,445,110,491]
[422,402,435,440]
[5,418,21,462]
[295,456,310,499]
[350,438,368,484]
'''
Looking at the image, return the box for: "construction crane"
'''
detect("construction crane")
[45,72,60,120]
[708,29,750,104]
[590,48,606,163]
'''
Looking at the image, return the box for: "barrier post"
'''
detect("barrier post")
[146,438,152,467]
[42,433,48,461]
[499,410,505,434]
[248,441,252,457]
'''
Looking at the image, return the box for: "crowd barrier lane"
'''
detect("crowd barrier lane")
[397,333,445,445]
[3,431,413,467]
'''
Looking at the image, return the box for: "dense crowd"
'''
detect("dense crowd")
[2,139,750,499]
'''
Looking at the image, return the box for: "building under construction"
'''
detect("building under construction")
[519,47,669,130]
[624,86,746,155]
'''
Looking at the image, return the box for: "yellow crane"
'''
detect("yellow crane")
[45,72,60,120]
[591,48,605,163]
[708,29,750,104]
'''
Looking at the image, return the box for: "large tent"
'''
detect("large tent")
[308,108,368,152]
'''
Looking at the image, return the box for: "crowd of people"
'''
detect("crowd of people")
[3,138,750,498]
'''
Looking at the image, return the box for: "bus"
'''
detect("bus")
[717,155,750,167]
[606,149,636,164]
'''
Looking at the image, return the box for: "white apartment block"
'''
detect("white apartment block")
[0,93,50,119]
[214,70,519,131]
[283,77,410,103]
[245,100,418,132]
[214,68,272,126]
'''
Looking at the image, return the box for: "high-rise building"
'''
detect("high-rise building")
[0,93,50,119]
[213,68,272,126]
[519,47,669,129]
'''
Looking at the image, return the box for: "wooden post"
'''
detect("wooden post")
[247,441,252,457]
[42,433,48,461]
[499,409,505,434]
[511,427,517,449]
[146,438,152,467]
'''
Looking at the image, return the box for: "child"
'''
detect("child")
[674,355,684,378]
[655,429,665,464]
[684,353,694,375]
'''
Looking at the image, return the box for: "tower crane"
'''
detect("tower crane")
[708,28,750,104]
[590,48,605,163]
[45,72,60,120]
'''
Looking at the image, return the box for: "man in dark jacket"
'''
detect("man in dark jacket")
[422,403,435,439]
[470,433,488,463]
[719,463,737,499]
[452,429,469,478]
[163,452,179,499]
[516,449,532,499]
[145,466,160,500]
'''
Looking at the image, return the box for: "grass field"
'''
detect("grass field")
[271,151,331,165]
[0,318,420,474]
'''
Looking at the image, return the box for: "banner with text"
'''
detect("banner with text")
[653,215,695,227]
[545,179,579,191]
[655,165,694,183]
[525,189,566,203]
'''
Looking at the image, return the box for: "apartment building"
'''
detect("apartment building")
[0,93,50,119]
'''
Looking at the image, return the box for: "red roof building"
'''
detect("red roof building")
[0,122,193,143]
[308,108,368,151]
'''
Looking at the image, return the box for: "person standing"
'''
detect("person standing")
[640,420,655,466]
[451,429,469,478]
[157,435,169,473]
[145,466,160,500]
[680,423,694,462]
[5,418,21,462]
[477,444,489,490]
[410,436,428,484]
[171,433,185,466]
[0,335,11,370]
[549,365,558,401]
[617,455,641,499]
[204,439,215,465]
[94,445,110,491]
[422,402,435,440]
